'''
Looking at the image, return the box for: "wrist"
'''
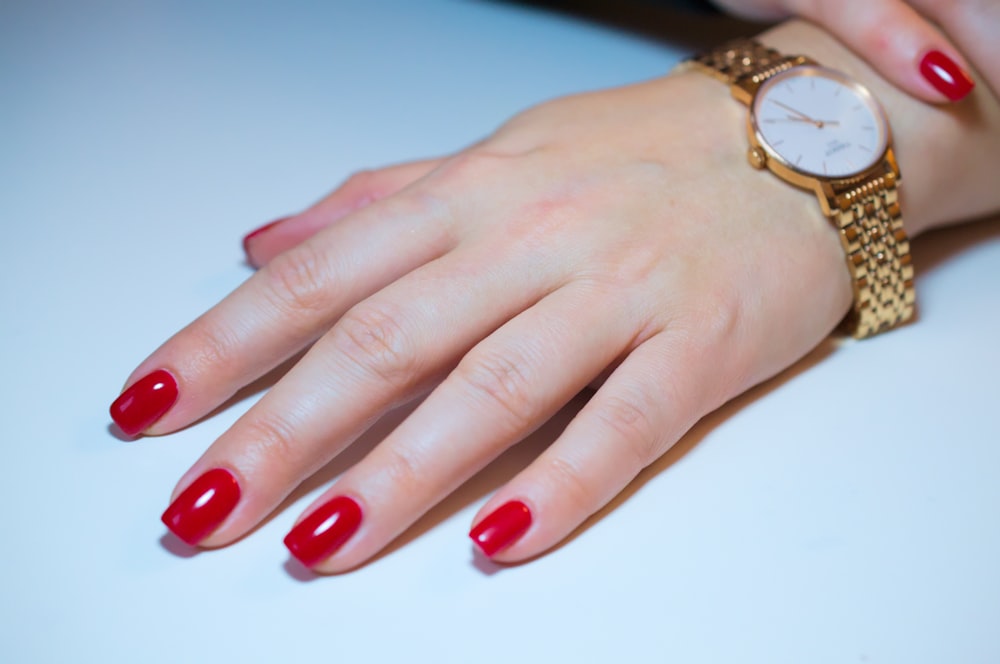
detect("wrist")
[759,19,1000,238]
[646,70,855,346]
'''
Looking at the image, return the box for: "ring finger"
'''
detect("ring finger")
[280,280,644,571]
[158,238,568,547]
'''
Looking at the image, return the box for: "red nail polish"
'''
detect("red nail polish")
[161,468,241,546]
[109,369,179,437]
[920,51,974,102]
[469,500,532,557]
[241,217,289,255]
[284,496,363,568]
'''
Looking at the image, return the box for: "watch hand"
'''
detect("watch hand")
[782,115,841,128]
[770,99,817,123]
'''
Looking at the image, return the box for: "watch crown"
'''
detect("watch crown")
[747,147,767,170]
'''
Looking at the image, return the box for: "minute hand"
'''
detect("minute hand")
[769,99,826,128]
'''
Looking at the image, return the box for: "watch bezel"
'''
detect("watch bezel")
[747,65,892,188]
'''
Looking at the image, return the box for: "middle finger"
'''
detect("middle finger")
[282,278,644,571]
[159,236,569,547]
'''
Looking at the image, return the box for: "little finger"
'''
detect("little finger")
[469,330,724,561]
[281,282,644,571]
[243,157,445,268]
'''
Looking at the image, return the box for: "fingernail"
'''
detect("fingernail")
[161,468,241,546]
[919,50,975,102]
[241,217,289,255]
[284,495,363,568]
[469,500,532,557]
[109,369,179,437]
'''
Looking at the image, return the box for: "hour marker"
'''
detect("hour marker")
[772,139,784,146]
[834,86,841,97]
[852,104,863,111]
[862,125,874,130]
[858,145,871,152]
[795,154,803,166]
[822,161,827,174]
[785,82,794,94]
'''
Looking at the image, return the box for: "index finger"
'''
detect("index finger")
[109,191,455,437]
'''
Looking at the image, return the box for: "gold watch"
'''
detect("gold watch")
[681,39,915,338]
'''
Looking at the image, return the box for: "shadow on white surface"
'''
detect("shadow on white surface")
[911,213,1000,274]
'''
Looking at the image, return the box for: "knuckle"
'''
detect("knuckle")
[262,242,334,317]
[671,284,744,351]
[544,455,598,515]
[584,243,662,292]
[595,392,663,468]
[341,169,379,204]
[427,150,512,189]
[331,303,420,387]
[378,445,425,494]
[240,411,300,471]
[455,349,537,432]
[184,318,240,376]
[851,8,900,56]
[701,289,744,343]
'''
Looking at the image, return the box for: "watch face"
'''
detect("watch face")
[750,65,889,179]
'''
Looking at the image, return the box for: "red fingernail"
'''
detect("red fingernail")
[469,500,532,557]
[241,217,289,255]
[284,495,363,568]
[920,50,975,102]
[161,468,241,546]
[109,369,179,437]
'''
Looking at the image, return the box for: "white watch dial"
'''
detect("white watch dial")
[751,65,889,178]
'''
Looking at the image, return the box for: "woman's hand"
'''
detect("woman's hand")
[713,0,992,103]
[111,19,1000,572]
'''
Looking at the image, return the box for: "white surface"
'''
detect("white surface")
[2,1,999,662]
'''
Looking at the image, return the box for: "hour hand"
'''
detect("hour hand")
[784,115,839,128]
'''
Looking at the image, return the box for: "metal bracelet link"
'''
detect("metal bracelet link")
[687,38,798,85]
[834,186,916,338]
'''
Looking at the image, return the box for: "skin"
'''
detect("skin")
[713,0,996,104]
[122,18,1000,572]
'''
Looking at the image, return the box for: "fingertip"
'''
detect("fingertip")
[788,0,975,104]
[109,368,179,437]
[242,158,445,269]
[469,499,533,558]
[283,494,364,570]
[161,467,242,546]
[918,49,975,102]
[242,216,290,268]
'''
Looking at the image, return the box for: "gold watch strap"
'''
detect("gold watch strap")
[832,177,915,338]
[684,38,801,87]
[685,39,916,338]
